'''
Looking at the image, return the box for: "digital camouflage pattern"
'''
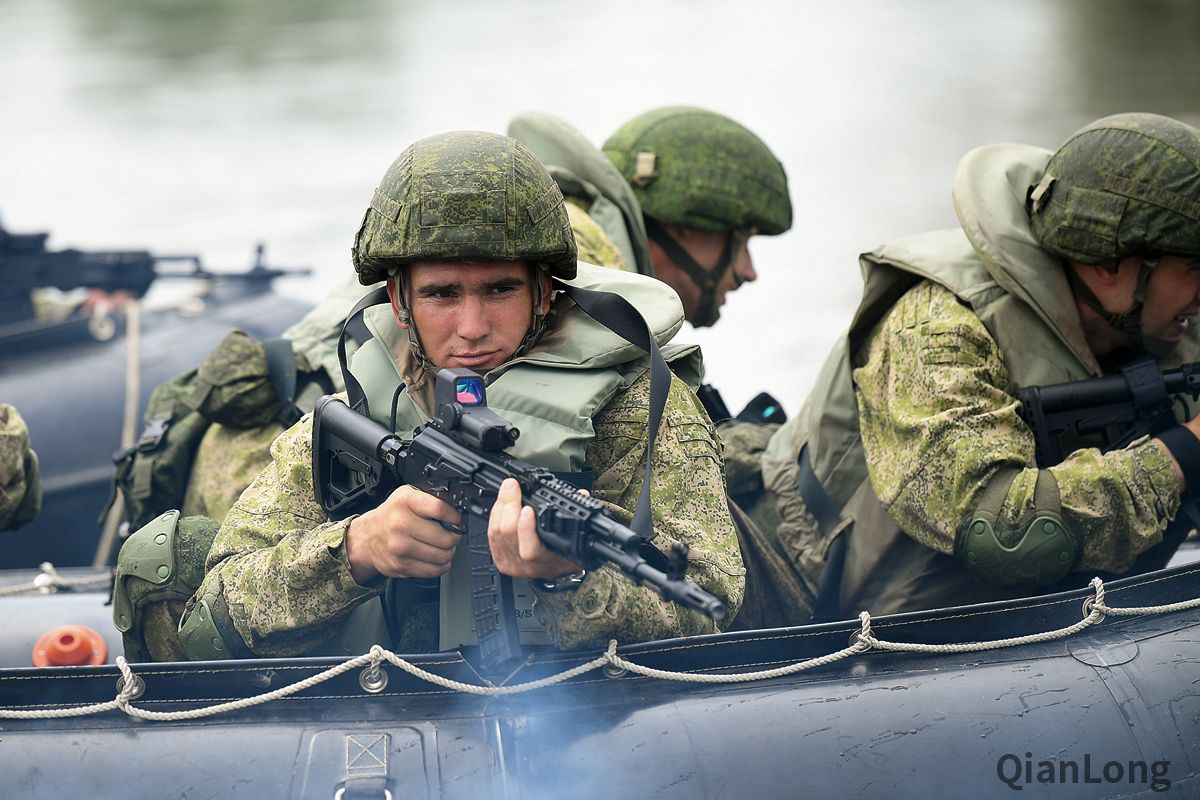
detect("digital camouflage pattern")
[194,368,744,656]
[181,422,283,523]
[602,106,792,235]
[352,131,577,285]
[564,200,628,270]
[855,281,1180,574]
[0,404,40,531]
[1030,113,1200,264]
[185,330,292,428]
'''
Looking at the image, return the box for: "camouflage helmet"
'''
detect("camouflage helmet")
[352,131,577,285]
[602,106,792,235]
[1029,113,1200,263]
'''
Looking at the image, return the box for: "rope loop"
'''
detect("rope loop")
[4,576,1200,722]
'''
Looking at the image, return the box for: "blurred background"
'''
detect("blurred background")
[3,0,1199,412]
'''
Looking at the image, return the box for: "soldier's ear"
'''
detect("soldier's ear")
[538,271,553,317]
[386,276,410,329]
[1069,258,1124,287]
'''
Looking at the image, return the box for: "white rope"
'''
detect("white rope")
[0,563,113,597]
[2,577,1197,722]
[858,578,1108,655]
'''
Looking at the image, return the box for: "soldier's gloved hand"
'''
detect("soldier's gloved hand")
[488,478,583,581]
[344,484,462,585]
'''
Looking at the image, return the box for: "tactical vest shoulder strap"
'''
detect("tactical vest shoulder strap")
[562,284,669,541]
[338,287,391,415]
[263,337,301,427]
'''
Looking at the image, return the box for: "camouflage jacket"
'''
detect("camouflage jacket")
[856,280,1180,575]
[196,367,745,657]
[0,404,40,531]
[764,143,1192,618]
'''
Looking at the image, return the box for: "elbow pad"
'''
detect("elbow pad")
[178,576,255,661]
[955,470,1080,587]
[112,510,220,662]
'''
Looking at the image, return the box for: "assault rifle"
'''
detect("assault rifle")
[0,217,307,324]
[1017,356,1200,468]
[312,368,727,671]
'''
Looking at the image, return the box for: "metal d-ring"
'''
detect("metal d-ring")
[116,673,145,701]
[359,664,389,694]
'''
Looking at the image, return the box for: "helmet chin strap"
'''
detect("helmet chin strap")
[389,267,435,374]
[1066,256,1176,358]
[644,218,746,328]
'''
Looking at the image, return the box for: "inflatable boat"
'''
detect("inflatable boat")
[1,556,1197,799]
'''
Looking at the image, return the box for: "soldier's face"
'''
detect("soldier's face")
[1138,255,1200,343]
[391,260,551,372]
[649,226,756,324]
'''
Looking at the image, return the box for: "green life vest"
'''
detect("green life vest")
[763,143,1200,616]
[508,112,653,277]
[325,262,700,655]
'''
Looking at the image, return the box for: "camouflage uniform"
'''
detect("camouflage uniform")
[200,367,743,656]
[764,114,1200,618]
[184,131,744,658]
[0,404,40,531]
[856,281,1180,573]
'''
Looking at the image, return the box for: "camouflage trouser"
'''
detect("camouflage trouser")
[112,511,220,662]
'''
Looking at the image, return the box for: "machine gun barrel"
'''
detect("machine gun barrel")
[0,218,308,324]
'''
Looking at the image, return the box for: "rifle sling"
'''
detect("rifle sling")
[562,284,669,541]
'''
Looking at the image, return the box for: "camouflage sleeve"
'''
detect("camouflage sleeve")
[565,200,629,271]
[533,371,746,649]
[197,415,378,657]
[855,281,1180,576]
[0,404,41,531]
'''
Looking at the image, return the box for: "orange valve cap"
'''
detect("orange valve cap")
[32,624,108,667]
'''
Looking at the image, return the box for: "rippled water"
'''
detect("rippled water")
[2,0,1199,410]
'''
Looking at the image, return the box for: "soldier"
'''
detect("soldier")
[178,107,793,527]
[0,404,40,531]
[762,113,1200,620]
[158,131,743,659]
[509,105,793,328]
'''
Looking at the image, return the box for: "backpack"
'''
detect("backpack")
[106,330,304,533]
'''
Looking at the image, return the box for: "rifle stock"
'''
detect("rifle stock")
[1017,357,1200,467]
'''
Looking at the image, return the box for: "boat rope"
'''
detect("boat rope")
[0,563,114,598]
[94,297,143,568]
[2,577,1199,721]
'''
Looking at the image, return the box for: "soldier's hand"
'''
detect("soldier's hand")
[345,485,461,585]
[488,478,583,581]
